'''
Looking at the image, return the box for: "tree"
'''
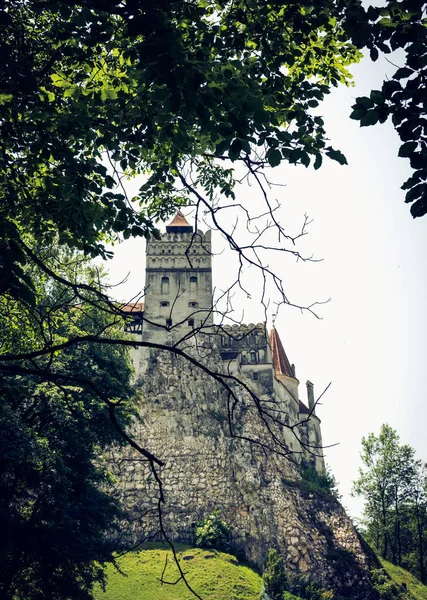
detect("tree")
[1,0,426,309]
[1,0,426,595]
[353,424,427,582]
[344,0,427,218]
[0,249,137,599]
[263,548,288,600]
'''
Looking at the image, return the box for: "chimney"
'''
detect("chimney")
[306,380,315,413]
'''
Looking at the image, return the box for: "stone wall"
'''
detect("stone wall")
[108,338,378,599]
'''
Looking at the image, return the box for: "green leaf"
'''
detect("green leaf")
[378,17,394,27]
[313,154,322,170]
[370,90,384,104]
[63,86,80,98]
[228,138,242,161]
[101,89,118,100]
[50,74,72,88]
[410,194,427,218]
[267,148,282,167]
[360,110,379,127]
[393,67,413,80]
[0,93,13,105]
[326,148,348,165]
[350,108,367,121]
[355,96,374,109]
[404,183,424,202]
[398,142,417,158]
[300,151,310,167]
[289,148,302,164]
[214,139,230,156]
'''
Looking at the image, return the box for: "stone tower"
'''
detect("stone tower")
[116,212,378,599]
[143,211,213,344]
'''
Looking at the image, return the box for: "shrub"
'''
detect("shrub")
[194,510,231,551]
[301,464,339,498]
[370,568,405,600]
[304,582,335,599]
[263,548,288,600]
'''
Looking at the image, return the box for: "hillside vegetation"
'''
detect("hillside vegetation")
[380,559,427,600]
[94,544,427,600]
[93,544,262,600]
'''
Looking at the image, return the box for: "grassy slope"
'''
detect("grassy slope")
[93,544,263,600]
[380,558,427,600]
[94,544,427,600]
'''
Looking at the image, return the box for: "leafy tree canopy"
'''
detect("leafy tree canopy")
[353,424,427,584]
[1,0,426,307]
[0,249,136,599]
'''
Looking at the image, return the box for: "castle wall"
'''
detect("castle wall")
[112,217,377,598]
[109,341,377,599]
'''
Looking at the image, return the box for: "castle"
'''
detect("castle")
[112,211,377,598]
[123,211,324,473]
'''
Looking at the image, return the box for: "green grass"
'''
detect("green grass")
[94,543,427,600]
[93,544,263,600]
[380,558,427,600]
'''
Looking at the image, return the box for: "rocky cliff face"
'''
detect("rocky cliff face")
[108,341,378,599]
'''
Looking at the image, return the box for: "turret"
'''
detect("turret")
[269,327,300,399]
[142,211,213,344]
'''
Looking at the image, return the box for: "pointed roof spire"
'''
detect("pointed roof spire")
[269,327,295,378]
[166,210,193,233]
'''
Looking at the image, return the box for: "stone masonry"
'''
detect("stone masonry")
[109,212,378,598]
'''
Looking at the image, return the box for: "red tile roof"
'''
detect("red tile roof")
[122,302,144,313]
[167,210,191,228]
[269,327,294,378]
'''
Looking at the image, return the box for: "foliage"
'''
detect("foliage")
[302,582,335,600]
[1,0,426,310]
[380,558,427,600]
[0,249,136,600]
[194,511,231,552]
[0,0,363,302]
[370,567,407,599]
[283,592,305,600]
[301,464,340,498]
[353,424,427,584]
[344,0,427,217]
[262,548,288,600]
[93,544,263,600]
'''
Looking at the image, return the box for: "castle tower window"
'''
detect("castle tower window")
[166,318,172,327]
[161,277,169,294]
[253,372,259,381]
[189,276,197,292]
[160,301,170,307]
[188,301,198,308]
[250,350,257,363]
[188,319,194,327]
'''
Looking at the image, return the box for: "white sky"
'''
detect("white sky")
[102,54,427,521]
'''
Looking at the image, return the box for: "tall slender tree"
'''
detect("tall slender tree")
[353,424,426,582]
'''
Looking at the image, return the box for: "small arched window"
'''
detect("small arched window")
[161,277,169,294]
[189,276,197,293]
[188,301,198,308]
[188,319,194,327]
